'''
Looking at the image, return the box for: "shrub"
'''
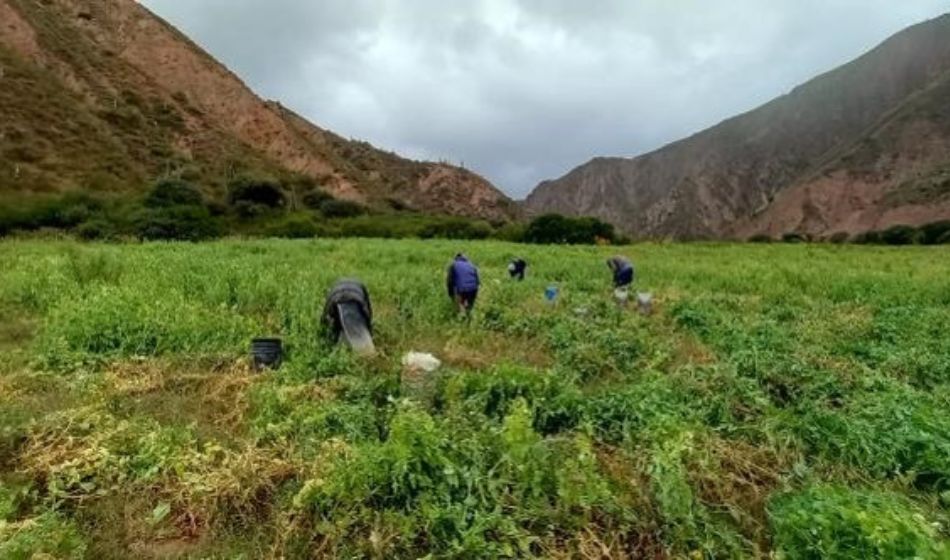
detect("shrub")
[493,222,527,242]
[134,206,222,241]
[769,486,944,560]
[782,232,807,244]
[0,512,87,559]
[827,231,850,244]
[919,221,950,245]
[879,225,921,245]
[853,230,882,244]
[232,200,271,220]
[418,218,493,240]
[75,218,116,241]
[320,199,365,218]
[143,179,204,208]
[523,214,617,245]
[747,234,773,243]
[10,194,107,232]
[227,176,285,209]
[301,188,335,210]
[263,214,322,239]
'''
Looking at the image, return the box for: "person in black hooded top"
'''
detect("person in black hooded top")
[322,279,374,353]
[607,256,635,288]
[508,258,527,281]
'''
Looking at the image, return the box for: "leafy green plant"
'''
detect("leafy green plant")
[0,512,87,560]
[769,486,945,559]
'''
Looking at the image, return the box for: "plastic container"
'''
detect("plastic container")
[251,338,283,370]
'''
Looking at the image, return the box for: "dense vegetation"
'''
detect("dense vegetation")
[0,178,502,242]
[1,181,637,245]
[0,239,947,558]
[752,221,950,245]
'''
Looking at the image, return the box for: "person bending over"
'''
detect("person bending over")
[508,258,527,281]
[447,253,480,316]
[607,256,635,288]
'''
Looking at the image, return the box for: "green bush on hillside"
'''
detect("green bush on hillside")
[143,179,205,208]
[3,194,106,233]
[263,214,323,239]
[228,176,285,209]
[419,218,493,240]
[133,205,222,242]
[301,188,335,210]
[879,225,921,245]
[320,199,366,218]
[523,214,617,245]
[920,221,950,245]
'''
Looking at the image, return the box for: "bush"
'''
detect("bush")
[769,486,944,560]
[320,199,365,218]
[879,225,921,245]
[827,231,850,244]
[782,233,807,244]
[143,179,204,208]
[418,218,493,240]
[335,218,396,238]
[8,194,107,232]
[134,206,222,241]
[747,234,773,243]
[263,214,322,239]
[228,176,285,209]
[853,230,883,244]
[0,512,87,559]
[920,221,950,245]
[301,188,335,210]
[493,222,527,242]
[523,214,617,245]
[75,219,116,241]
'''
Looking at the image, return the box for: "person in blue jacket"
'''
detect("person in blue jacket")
[447,253,480,315]
[607,256,635,288]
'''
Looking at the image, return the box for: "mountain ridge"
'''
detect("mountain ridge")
[0,0,516,222]
[525,13,950,239]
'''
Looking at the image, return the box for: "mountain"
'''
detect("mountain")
[0,0,515,222]
[524,14,950,240]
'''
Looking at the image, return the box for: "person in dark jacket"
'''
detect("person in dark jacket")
[508,258,527,281]
[322,279,375,354]
[447,253,480,315]
[607,256,635,288]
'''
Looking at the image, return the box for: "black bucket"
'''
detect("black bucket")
[251,338,283,370]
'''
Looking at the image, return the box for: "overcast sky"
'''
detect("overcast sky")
[139,1,949,198]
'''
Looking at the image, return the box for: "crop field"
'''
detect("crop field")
[0,239,948,559]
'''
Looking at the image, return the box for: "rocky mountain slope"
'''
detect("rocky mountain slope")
[0,0,515,221]
[525,14,950,239]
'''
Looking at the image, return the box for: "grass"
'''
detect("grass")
[0,239,948,558]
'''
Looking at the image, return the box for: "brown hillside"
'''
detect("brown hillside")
[0,0,515,221]
[524,14,950,239]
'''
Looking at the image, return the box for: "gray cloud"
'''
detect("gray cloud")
[140,0,950,197]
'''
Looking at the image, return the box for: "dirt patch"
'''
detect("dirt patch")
[0,1,42,58]
[0,309,37,353]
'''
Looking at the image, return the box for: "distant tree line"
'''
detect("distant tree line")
[0,178,625,245]
[749,221,950,245]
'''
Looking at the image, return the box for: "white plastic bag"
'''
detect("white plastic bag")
[402,352,442,373]
[614,288,630,305]
[637,292,654,315]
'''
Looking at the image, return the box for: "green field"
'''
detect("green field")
[1,239,948,559]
